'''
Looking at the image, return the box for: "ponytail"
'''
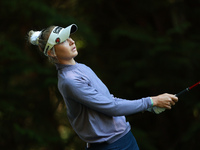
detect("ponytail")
[28,26,55,53]
[28,30,41,46]
[27,26,58,63]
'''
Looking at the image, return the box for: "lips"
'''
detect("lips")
[72,46,76,51]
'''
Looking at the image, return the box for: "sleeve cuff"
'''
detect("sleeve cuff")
[150,97,153,107]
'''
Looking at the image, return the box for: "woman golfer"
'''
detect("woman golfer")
[28,24,178,150]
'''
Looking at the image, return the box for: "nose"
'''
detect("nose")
[68,38,75,46]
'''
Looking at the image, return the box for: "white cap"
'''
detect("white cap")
[44,24,78,56]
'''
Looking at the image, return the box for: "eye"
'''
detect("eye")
[60,40,67,44]
[67,37,72,41]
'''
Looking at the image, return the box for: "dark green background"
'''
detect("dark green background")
[1,0,200,149]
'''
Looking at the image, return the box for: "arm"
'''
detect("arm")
[63,77,152,116]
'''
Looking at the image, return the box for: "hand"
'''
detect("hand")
[151,93,178,109]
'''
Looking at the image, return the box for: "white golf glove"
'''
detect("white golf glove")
[152,107,166,114]
[147,107,166,114]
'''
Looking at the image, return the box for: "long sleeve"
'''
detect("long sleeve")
[62,76,152,116]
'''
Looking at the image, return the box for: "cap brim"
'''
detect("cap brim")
[58,24,78,43]
[44,24,78,56]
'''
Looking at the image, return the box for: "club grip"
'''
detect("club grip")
[175,88,189,97]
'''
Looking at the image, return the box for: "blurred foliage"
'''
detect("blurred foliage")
[0,0,200,149]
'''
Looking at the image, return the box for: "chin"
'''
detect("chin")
[73,51,78,57]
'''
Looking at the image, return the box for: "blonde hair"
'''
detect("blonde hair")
[28,26,58,63]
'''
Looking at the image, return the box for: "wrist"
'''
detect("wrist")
[150,96,157,106]
[150,97,154,107]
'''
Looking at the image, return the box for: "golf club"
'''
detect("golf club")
[153,81,200,114]
[175,81,200,97]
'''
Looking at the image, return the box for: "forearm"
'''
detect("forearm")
[77,94,153,116]
[107,97,152,116]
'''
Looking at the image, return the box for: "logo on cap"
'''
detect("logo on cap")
[53,27,62,34]
[55,38,60,43]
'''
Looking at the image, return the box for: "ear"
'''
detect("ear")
[47,49,56,57]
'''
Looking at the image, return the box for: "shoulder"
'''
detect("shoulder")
[60,70,89,89]
[57,63,93,88]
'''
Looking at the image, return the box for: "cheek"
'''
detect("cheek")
[55,45,66,55]
[55,48,73,59]
[56,49,69,57]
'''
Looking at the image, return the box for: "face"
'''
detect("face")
[53,38,78,64]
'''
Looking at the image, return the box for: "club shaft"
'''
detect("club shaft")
[175,81,199,97]
[175,88,189,97]
[189,81,200,90]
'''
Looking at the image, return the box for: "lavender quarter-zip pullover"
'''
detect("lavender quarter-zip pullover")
[55,63,152,144]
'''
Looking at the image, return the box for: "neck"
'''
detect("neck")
[58,58,76,65]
